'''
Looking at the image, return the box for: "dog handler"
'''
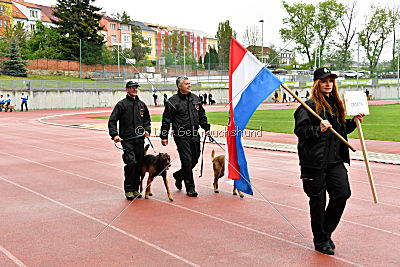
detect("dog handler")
[160,76,210,197]
[108,81,151,200]
[294,67,365,255]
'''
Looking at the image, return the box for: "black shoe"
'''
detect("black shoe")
[173,172,182,190]
[133,191,142,198]
[329,239,335,250]
[186,191,198,197]
[125,191,134,200]
[315,242,334,255]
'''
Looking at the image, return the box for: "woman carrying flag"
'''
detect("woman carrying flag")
[294,67,364,255]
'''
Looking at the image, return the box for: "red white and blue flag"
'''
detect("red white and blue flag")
[225,37,282,195]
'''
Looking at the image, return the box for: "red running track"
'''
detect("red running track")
[0,109,399,266]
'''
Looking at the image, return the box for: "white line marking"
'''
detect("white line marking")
[0,176,199,267]
[0,245,26,267]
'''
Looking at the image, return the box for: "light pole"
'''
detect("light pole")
[357,35,360,89]
[259,20,264,64]
[397,39,399,104]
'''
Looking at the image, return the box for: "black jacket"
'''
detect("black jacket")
[108,95,151,142]
[160,91,210,140]
[294,98,357,169]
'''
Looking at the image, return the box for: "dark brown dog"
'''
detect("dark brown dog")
[211,150,244,198]
[140,145,173,201]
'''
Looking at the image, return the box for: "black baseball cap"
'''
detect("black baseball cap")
[126,81,140,88]
[313,67,338,81]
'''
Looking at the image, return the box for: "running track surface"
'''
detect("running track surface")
[1,105,399,266]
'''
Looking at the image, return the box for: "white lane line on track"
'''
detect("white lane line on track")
[0,245,26,267]
[0,151,395,266]
[0,175,360,267]
[0,176,199,267]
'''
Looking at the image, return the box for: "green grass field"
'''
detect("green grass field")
[89,104,400,142]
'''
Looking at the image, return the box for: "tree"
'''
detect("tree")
[204,48,219,69]
[4,22,29,53]
[52,0,104,61]
[359,6,395,73]
[111,11,131,24]
[314,0,345,64]
[242,25,261,51]
[389,6,400,71]
[25,21,63,60]
[215,20,236,64]
[267,44,280,66]
[2,40,27,77]
[280,1,316,63]
[333,1,357,70]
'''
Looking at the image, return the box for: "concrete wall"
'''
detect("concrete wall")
[1,85,398,110]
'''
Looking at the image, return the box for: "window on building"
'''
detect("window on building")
[148,37,152,44]
[30,24,36,31]
[30,10,38,18]
[110,23,116,30]
[0,20,2,28]
[123,35,130,43]
[0,5,4,13]
[4,20,6,28]
[111,35,116,43]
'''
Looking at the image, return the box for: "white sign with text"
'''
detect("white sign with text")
[343,91,370,116]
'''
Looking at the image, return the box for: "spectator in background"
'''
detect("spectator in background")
[5,94,11,112]
[274,91,279,103]
[208,93,214,105]
[365,89,370,98]
[163,93,168,106]
[282,92,288,103]
[0,95,4,111]
[199,94,203,103]
[21,92,28,111]
[306,90,310,99]
[203,93,208,105]
[153,92,158,106]
[295,90,299,102]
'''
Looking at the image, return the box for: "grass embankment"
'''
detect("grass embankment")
[0,74,88,81]
[89,104,400,142]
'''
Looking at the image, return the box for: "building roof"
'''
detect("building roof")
[0,0,12,4]
[35,4,58,22]
[102,16,119,23]
[12,0,40,9]
[12,3,27,19]
[131,20,155,32]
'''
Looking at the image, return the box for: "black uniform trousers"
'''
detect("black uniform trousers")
[301,163,351,245]
[173,136,200,192]
[21,101,28,111]
[121,140,144,193]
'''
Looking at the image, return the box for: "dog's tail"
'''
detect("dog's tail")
[144,144,150,154]
[211,149,215,160]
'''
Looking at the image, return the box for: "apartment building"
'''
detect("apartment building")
[0,0,13,38]
[100,16,132,50]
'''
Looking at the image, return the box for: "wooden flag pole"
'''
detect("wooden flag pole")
[355,118,379,203]
[281,84,356,152]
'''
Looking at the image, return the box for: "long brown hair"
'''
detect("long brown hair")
[311,78,346,124]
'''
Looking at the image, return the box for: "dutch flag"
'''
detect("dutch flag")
[225,37,282,195]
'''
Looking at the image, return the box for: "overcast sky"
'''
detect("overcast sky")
[35,0,397,62]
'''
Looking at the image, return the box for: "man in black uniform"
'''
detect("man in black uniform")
[160,76,210,197]
[108,81,151,200]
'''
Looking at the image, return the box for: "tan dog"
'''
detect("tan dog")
[211,150,244,198]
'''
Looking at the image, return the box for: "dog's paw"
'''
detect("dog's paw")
[214,190,219,193]
[233,192,237,195]
[145,195,149,199]
[239,194,244,198]
[169,198,174,201]
[149,193,153,196]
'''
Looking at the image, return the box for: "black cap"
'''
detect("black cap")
[126,81,140,88]
[313,67,338,81]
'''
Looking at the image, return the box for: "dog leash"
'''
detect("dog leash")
[199,134,208,178]
[147,136,156,153]
[113,134,145,151]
